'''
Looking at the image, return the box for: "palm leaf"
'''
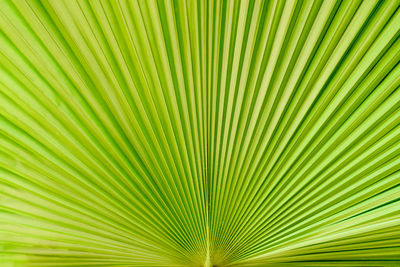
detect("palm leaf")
[0,0,399,266]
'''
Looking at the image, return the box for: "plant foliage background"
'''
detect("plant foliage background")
[0,0,400,266]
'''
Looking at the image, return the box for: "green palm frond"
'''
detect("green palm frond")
[0,0,399,266]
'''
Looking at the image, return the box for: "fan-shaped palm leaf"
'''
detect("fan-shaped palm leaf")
[0,0,399,266]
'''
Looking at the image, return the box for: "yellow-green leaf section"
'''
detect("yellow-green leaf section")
[0,0,399,266]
